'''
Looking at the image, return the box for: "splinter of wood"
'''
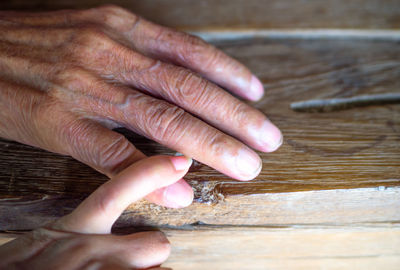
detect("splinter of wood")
[290,93,400,113]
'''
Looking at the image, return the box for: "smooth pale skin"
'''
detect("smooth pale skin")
[0,155,192,270]
[0,5,282,208]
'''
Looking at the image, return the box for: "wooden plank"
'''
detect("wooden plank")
[1,0,400,30]
[0,38,399,229]
[119,187,400,227]
[2,187,399,230]
[164,225,400,270]
[2,225,400,269]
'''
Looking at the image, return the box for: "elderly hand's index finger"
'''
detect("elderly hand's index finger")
[128,19,265,101]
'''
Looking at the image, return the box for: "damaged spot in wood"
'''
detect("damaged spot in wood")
[190,180,224,204]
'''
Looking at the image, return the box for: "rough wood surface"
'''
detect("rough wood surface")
[1,0,400,30]
[2,224,400,270]
[0,37,399,230]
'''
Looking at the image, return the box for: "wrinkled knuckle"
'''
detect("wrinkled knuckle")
[145,102,187,142]
[208,132,231,157]
[60,122,127,177]
[91,4,139,32]
[67,24,120,68]
[60,119,88,145]
[183,34,207,50]
[96,133,135,175]
[230,102,255,127]
[177,33,225,71]
[203,46,224,70]
[72,24,114,50]
[179,34,214,65]
[96,5,130,25]
[96,4,127,15]
[21,95,49,130]
[171,68,208,103]
[52,67,92,91]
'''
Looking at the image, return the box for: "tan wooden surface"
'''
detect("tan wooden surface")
[0,1,400,269]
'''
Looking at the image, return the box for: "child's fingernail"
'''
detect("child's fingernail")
[170,155,193,171]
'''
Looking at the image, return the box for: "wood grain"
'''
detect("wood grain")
[1,0,400,30]
[0,37,399,230]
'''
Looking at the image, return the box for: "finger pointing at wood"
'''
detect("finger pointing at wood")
[55,155,192,234]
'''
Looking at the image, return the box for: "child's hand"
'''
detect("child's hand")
[0,155,192,270]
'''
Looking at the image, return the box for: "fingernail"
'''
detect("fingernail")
[231,147,262,180]
[247,75,264,101]
[164,179,193,208]
[170,156,193,171]
[252,121,283,152]
[259,121,283,152]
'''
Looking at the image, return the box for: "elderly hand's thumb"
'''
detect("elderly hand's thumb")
[54,155,192,234]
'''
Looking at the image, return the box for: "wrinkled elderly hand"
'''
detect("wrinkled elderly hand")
[0,5,282,208]
[0,155,192,270]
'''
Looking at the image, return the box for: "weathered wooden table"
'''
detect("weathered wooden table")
[1,1,400,269]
